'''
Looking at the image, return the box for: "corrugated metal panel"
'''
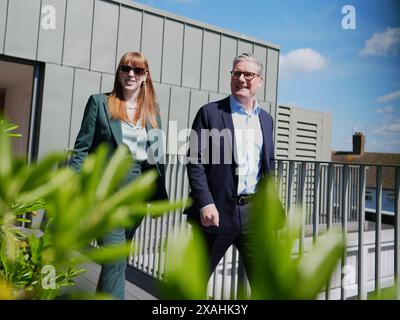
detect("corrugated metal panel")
[182,24,202,89]
[254,45,267,101]
[167,86,190,154]
[265,48,279,103]
[68,69,101,149]
[37,0,66,64]
[0,0,8,54]
[188,89,209,128]
[161,19,184,86]
[276,105,291,159]
[4,0,40,59]
[63,0,93,69]
[201,30,220,92]
[153,82,170,132]
[295,119,318,160]
[209,92,226,102]
[276,148,289,158]
[141,12,164,82]
[91,0,118,73]
[37,63,74,158]
[116,5,142,64]
[297,121,317,132]
[296,136,317,144]
[101,73,115,93]
[237,40,253,55]
[219,35,237,95]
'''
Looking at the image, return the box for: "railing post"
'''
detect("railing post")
[375,166,382,298]
[325,163,334,300]
[341,165,349,300]
[287,161,295,217]
[299,161,307,257]
[358,165,367,300]
[327,163,334,231]
[313,162,320,245]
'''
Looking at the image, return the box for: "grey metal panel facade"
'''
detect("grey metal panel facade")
[201,30,220,92]
[153,82,170,132]
[219,36,237,95]
[63,0,93,69]
[91,0,119,73]
[38,63,74,158]
[0,0,8,53]
[275,104,332,161]
[37,0,66,64]
[253,45,267,101]
[181,24,202,89]
[188,89,209,128]
[141,12,164,82]
[116,6,142,65]
[1,0,281,159]
[265,48,279,103]
[167,86,190,154]
[68,69,101,149]
[161,19,184,86]
[209,92,226,102]
[4,0,40,59]
[101,73,115,93]
[237,40,253,55]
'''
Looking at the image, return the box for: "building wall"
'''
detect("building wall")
[0,0,280,158]
[275,104,332,161]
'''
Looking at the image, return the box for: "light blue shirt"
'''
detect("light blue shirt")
[229,95,263,195]
[121,120,148,161]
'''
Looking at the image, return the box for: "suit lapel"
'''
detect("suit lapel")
[220,97,236,166]
[101,95,122,145]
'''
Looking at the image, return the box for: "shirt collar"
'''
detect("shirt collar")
[229,95,260,116]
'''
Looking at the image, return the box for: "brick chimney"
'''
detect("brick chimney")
[352,132,365,155]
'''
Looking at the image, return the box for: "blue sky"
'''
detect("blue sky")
[132,0,400,153]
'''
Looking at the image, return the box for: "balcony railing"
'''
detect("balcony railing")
[127,155,400,300]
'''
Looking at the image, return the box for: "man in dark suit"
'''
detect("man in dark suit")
[186,53,275,284]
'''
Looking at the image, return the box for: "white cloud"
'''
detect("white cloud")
[377,90,400,103]
[360,27,400,57]
[367,139,400,152]
[374,118,400,136]
[376,106,394,114]
[280,48,327,77]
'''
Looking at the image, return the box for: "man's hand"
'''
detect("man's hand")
[200,204,219,227]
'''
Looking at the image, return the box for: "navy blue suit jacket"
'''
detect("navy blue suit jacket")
[185,96,275,234]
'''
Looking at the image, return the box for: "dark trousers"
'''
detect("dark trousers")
[96,222,141,300]
[203,202,255,287]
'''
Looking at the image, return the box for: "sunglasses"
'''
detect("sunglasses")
[119,65,147,75]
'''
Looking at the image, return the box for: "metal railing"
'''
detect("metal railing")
[128,156,400,300]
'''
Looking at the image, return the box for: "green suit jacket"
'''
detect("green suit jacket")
[69,93,168,201]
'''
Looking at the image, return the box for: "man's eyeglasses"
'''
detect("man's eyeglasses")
[230,70,260,81]
[119,65,147,75]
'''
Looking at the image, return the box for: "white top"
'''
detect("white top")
[121,120,148,162]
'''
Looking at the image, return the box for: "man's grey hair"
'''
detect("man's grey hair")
[233,53,263,75]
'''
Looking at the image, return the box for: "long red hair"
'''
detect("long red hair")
[108,52,159,128]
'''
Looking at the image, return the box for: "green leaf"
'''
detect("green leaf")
[161,226,208,299]
[295,232,344,299]
[81,242,133,264]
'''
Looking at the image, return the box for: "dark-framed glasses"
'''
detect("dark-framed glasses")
[119,65,147,75]
[230,70,260,81]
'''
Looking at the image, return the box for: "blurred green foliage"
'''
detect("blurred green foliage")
[161,176,345,300]
[0,118,186,299]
